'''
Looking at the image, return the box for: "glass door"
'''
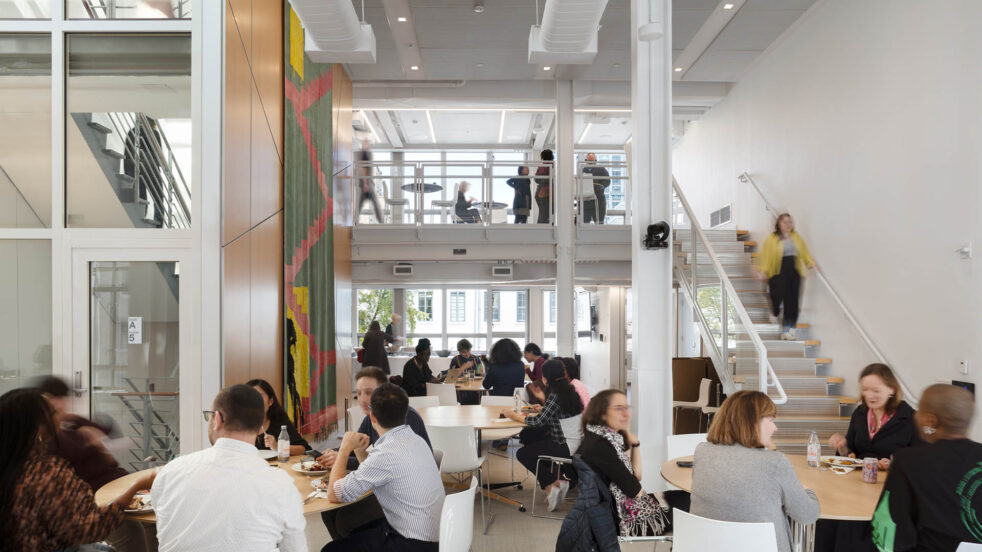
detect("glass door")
[72,249,191,470]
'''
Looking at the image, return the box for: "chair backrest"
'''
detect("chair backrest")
[518,386,530,403]
[696,378,712,406]
[427,425,480,473]
[579,169,596,199]
[956,544,982,552]
[481,396,513,407]
[560,414,584,454]
[408,395,440,410]
[672,509,778,552]
[433,449,444,471]
[347,405,366,432]
[666,433,707,460]
[439,476,478,552]
[426,382,458,406]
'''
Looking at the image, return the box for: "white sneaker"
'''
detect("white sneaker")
[768,313,780,325]
[781,328,796,340]
[558,479,570,503]
[546,484,561,511]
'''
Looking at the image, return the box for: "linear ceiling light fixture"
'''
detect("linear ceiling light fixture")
[673,0,747,80]
[360,110,381,143]
[397,16,407,22]
[577,122,593,144]
[425,109,436,143]
[497,110,507,143]
[723,3,735,9]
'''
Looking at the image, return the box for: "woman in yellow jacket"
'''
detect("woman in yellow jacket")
[754,213,816,340]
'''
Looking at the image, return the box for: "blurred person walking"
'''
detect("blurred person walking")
[357,138,383,223]
[754,213,816,340]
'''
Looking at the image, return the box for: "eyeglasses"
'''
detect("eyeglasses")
[608,405,630,413]
[202,410,218,422]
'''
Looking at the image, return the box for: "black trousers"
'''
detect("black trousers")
[535,196,551,223]
[358,191,382,223]
[514,213,528,224]
[321,494,385,541]
[516,438,576,489]
[322,519,438,552]
[768,256,801,327]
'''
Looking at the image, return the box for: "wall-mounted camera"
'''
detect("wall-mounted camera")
[643,221,670,249]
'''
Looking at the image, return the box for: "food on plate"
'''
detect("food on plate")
[312,478,329,491]
[300,461,325,472]
[127,492,151,511]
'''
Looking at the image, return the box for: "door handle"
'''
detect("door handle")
[74,371,87,397]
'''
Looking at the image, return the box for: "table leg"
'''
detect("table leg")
[789,519,815,552]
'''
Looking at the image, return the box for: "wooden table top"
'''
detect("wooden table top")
[454,378,489,392]
[417,404,525,430]
[95,455,369,522]
[661,454,884,521]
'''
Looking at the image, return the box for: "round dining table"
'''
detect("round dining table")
[94,455,370,523]
[400,182,443,194]
[454,377,489,393]
[661,454,884,552]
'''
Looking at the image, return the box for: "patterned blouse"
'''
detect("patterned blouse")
[6,451,124,551]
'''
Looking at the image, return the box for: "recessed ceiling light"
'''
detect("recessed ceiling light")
[476,62,485,68]
[543,66,552,71]
[473,0,485,13]
[397,16,407,22]
[410,65,419,71]
[674,67,683,72]
[723,3,735,9]
[612,62,621,68]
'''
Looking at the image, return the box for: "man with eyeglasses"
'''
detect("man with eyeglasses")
[150,384,306,552]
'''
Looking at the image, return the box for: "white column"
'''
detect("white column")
[529,287,544,347]
[631,0,673,490]
[393,288,406,338]
[555,80,576,356]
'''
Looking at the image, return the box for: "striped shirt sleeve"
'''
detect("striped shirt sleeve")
[334,451,395,503]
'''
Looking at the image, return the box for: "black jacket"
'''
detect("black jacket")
[481,361,525,397]
[845,400,923,459]
[555,456,620,552]
[401,356,433,397]
[577,431,642,498]
[360,329,390,374]
[505,176,532,213]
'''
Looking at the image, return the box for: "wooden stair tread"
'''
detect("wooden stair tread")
[804,340,820,346]
[736,230,749,236]
[742,241,757,247]
[815,357,832,364]
[734,375,842,384]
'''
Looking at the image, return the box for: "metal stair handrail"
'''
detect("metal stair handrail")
[0,164,45,226]
[673,177,788,404]
[738,172,917,406]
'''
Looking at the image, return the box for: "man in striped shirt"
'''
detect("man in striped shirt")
[325,383,445,552]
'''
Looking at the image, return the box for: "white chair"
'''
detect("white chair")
[673,378,712,433]
[433,448,444,470]
[346,404,366,432]
[480,396,523,481]
[408,395,440,410]
[956,544,982,551]
[701,405,720,430]
[439,476,478,552]
[531,414,583,520]
[427,425,492,534]
[672,509,778,552]
[427,382,458,406]
[666,432,707,461]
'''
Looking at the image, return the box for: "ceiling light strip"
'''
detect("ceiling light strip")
[425,109,437,144]
[360,109,381,143]
[497,110,507,143]
[577,122,593,144]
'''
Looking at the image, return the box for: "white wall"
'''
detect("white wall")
[673,0,982,439]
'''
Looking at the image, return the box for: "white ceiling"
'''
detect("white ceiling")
[342,0,818,147]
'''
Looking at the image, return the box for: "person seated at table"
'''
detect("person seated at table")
[449,338,482,404]
[316,366,431,542]
[361,320,391,375]
[506,165,532,223]
[504,360,585,511]
[454,181,482,223]
[248,378,311,456]
[152,384,305,552]
[35,377,155,552]
[523,342,546,381]
[872,384,982,551]
[326,383,445,552]
[690,390,819,552]
[558,357,593,409]
[0,388,156,552]
[401,338,441,397]
[481,338,526,397]
[577,389,671,536]
[818,364,923,552]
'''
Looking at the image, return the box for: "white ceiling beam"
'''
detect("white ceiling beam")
[672,0,746,81]
[376,110,404,148]
[381,0,425,77]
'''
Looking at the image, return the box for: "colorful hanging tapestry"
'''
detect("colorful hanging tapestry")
[283,2,337,438]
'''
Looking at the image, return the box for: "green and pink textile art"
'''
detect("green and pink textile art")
[283,2,337,438]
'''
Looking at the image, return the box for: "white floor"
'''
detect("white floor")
[303,445,671,552]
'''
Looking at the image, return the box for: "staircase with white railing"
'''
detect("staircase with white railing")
[672,179,853,454]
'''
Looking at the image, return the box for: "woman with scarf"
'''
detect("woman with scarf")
[577,389,670,537]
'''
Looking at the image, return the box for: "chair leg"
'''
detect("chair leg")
[673,406,678,434]
[477,467,488,534]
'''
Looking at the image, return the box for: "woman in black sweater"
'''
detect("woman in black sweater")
[248,378,310,456]
[481,338,526,397]
[577,389,669,536]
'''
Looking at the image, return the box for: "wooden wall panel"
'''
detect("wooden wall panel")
[332,68,354,425]
[250,212,283,398]
[251,79,282,226]
[223,1,252,245]
[222,234,252,386]
[252,0,284,160]
[227,0,251,60]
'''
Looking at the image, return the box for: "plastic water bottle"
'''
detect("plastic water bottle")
[807,430,821,468]
[277,425,290,462]
[513,388,522,413]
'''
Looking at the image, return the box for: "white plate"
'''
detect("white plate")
[124,492,153,513]
[258,449,278,460]
[821,455,863,468]
[291,462,327,476]
[310,478,330,491]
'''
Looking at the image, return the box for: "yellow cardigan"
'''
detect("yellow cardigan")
[756,231,815,278]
